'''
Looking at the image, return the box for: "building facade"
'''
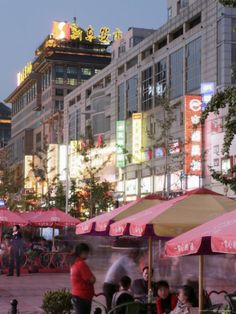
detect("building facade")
[64,0,236,200]
[4,21,112,191]
[0,102,11,148]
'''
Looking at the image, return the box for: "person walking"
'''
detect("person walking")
[8,225,23,277]
[71,243,96,314]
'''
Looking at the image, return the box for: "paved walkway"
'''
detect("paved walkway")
[0,273,71,313]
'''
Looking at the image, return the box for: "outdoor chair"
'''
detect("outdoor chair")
[202,303,223,314]
[107,301,146,314]
[225,294,236,313]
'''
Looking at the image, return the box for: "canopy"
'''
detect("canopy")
[18,210,44,223]
[76,195,163,235]
[0,208,28,227]
[109,188,236,238]
[28,208,80,228]
[165,208,236,257]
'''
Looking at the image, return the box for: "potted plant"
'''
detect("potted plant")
[41,289,73,314]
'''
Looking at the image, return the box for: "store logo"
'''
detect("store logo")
[189,99,201,112]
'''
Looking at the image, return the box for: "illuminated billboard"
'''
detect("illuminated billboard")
[116,121,125,168]
[132,113,142,164]
[184,95,202,176]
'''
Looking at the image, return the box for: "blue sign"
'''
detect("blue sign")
[201,82,215,111]
[0,200,5,207]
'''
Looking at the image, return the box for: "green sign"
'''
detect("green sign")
[116,121,125,168]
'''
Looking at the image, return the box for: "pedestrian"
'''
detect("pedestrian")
[156,280,178,314]
[103,249,140,310]
[71,243,96,314]
[170,285,198,314]
[111,276,134,313]
[8,225,23,277]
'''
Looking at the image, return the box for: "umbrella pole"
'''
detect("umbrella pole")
[199,255,204,312]
[148,236,153,296]
[52,227,55,251]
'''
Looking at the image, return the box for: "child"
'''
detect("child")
[111,276,134,313]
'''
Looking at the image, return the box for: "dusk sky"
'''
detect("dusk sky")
[0,0,167,103]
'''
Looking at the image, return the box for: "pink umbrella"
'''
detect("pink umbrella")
[29,208,80,249]
[76,195,163,235]
[165,208,236,256]
[18,210,44,223]
[0,208,28,241]
[164,208,236,311]
[29,208,80,228]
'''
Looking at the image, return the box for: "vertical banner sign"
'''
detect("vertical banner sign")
[24,155,33,189]
[184,96,202,176]
[132,113,142,164]
[116,121,125,168]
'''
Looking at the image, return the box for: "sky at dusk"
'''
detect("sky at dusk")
[0,0,167,103]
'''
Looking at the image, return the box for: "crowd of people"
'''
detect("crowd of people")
[70,242,200,314]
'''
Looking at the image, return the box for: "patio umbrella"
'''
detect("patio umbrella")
[76,194,163,235]
[165,208,236,311]
[29,208,80,248]
[109,188,236,301]
[0,208,28,241]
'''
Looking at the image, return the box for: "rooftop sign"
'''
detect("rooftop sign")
[52,21,122,44]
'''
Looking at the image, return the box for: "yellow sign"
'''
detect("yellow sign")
[52,20,122,44]
[17,62,33,86]
[132,113,142,164]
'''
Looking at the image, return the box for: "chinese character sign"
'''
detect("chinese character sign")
[132,113,142,164]
[184,95,202,176]
[116,121,125,168]
[52,21,71,40]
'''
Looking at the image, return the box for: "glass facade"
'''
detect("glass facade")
[142,66,153,111]
[232,44,236,84]
[186,37,201,92]
[118,83,125,120]
[127,75,138,118]
[67,66,78,85]
[170,48,183,99]
[155,58,167,105]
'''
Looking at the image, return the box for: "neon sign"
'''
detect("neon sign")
[52,21,122,44]
[17,62,33,86]
[132,113,142,164]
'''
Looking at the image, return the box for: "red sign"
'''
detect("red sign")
[184,95,202,176]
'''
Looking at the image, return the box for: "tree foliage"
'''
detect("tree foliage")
[217,0,236,8]
[201,87,236,193]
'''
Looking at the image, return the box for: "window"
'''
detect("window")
[55,65,64,84]
[126,56,138,70]
[232,18,236,42]
[81,68,92,76]
[118,65,125,75]
[186,37,201,92]
[66,66,78,85]
[232,44,236,84]
[55,100,64,111]
[142,66,153,111]
[94,69,100,74]
[187,14,201,30]
[55,89,63,96]
[170,48,183,99]
[155,58,167,104]
[142,46,153,60]
[221,157,232,175]
[168,7,172,20]
[217,45,223,85]
[127,75,138,118]
[118,83,125,120]
[105,116,111,132]
[93,113,105,135]
[170,27,183,41]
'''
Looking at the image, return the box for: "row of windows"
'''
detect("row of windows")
[13,83,37,115]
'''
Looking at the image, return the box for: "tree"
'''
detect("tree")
[75,135,115,218]
[201,87,236,193]
[217,0,236,8]
[54,181,66,210]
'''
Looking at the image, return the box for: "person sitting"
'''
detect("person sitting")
[131,266,157,302]
[170,285,198,314]
[111,276,134,313]
[156,280,178,314]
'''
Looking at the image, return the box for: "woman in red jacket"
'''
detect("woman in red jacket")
[156,280,178,314]
[71,243,96,314]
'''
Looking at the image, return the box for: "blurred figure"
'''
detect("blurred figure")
[103,250,139,310]
[8,225,23,277]
[131,266,157,302]
[156,280,178,314]
[111,275,134,313]
[71,243,96,314]
[170,285,198,314]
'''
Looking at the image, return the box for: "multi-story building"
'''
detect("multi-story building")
[4,21,112,188]
[0,102,11,148]
[64,0,236,200]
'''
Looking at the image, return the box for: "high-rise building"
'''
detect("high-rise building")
[0,102,11,148]
[4,20,112,184]
[65,0,236,200]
